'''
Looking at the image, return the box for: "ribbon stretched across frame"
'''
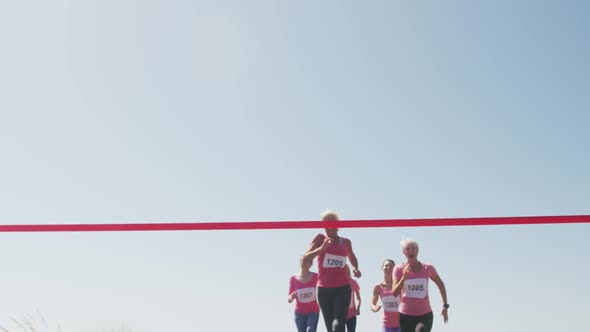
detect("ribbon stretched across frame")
[0,214,588,232]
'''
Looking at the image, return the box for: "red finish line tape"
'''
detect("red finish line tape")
[0,215,588,232]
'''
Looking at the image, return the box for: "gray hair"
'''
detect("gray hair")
[401,238,419,251]
[320,210,340,221]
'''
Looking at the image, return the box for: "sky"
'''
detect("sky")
[0,0,589,331]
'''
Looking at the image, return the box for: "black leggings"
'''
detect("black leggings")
[400,312,434,332]
[346,315,357,332]
[317,285,351,332]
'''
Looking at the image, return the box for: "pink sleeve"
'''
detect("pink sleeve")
[289,276,295,294]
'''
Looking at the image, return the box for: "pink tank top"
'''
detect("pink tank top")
[316,234,350,288]
[393,263,438,316]
[347,279,360,319]
[289,272,320,314]
[378,283,400,327]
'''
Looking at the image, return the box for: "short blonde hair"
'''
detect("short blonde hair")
[401,238,419,251]
[320,210,340,221]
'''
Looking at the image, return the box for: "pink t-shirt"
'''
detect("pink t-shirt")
[315,234,350,288]
[347,279,360,319]
[377,283,400,327]
[289,273,320,314]
[393,263,438,316]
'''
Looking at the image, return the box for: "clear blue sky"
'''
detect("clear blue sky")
[1,1,588,331]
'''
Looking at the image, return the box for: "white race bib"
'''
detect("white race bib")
[404,278,428,298]
[322,253,346,269]
[382,295,400,312]
[297,287,317,303]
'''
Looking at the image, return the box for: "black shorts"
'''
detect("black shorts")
[399,312,433,332]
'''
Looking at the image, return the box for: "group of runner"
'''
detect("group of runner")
[288,211,449,332]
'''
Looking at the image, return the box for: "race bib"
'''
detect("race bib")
[322,253,346,269]
[382,295,400,312]
[404,278,428,298]
[297,287,317,303]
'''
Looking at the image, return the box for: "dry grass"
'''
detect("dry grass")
[0,311,135,332]
[0,310,53,332]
